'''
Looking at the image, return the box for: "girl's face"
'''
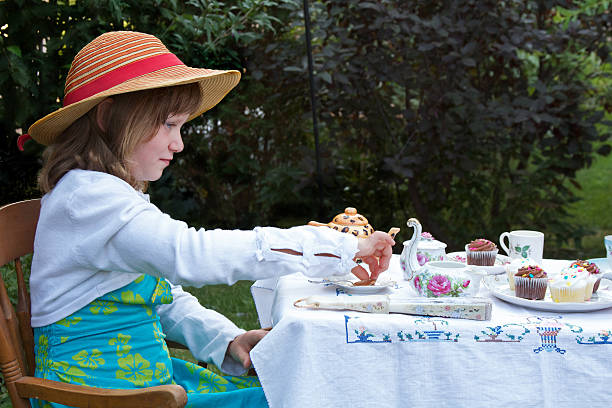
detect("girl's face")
[128,113,189,182]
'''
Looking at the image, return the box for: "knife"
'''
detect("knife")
[294,295,492,320]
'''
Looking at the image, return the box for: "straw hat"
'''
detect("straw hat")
[20,31,241,149]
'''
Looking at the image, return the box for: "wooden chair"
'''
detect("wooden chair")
[0,199,188,408]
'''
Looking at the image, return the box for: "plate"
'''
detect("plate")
[483,274,612,312]
[309,276,396,293]
[446,251,510,275]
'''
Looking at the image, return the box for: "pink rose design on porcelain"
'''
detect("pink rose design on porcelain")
[417,252,429,266]
[414,275,422,291]
[427,275,451,296]
[462,280,470,288]
[421,232,434,240]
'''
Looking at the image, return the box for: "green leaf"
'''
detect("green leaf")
[6,45,22,57]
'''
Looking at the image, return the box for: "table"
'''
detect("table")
[249,255,612,408]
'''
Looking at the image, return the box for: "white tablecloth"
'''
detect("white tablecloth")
[250,255,612,408]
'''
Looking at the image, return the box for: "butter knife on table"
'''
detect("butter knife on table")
[293,295,492,321]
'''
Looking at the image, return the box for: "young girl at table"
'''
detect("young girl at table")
[20,31,394,407]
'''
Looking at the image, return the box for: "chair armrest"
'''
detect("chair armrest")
[15,376,187,408]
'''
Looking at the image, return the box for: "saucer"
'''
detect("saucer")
[309,276,396,293]
[446,251,510,275]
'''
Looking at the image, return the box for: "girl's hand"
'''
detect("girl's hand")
[227,329,269,369]
[352,231,395,281]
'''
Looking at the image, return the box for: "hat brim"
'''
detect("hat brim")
[27,66,241,146]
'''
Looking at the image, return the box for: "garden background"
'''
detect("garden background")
[0,0,610,404]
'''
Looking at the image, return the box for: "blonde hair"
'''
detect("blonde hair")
[38,83,202,193]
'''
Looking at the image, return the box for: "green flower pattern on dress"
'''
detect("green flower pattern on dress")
[116,353,153,386]
[53,361,87,385]
[121,290,146,305]
[197,367,229,393]
[36,334,50,378]
[72,349,105,369]
[56,316,82,327]
[89,299,118,315]
[227,375,261,389]
[155,361,171,382]
[108,333,132,357]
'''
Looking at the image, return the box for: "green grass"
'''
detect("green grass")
[568,150,612,259]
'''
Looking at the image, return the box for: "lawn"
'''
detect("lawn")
[568,149,612,259]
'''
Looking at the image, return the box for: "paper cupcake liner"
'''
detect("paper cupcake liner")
[550,286,586,303]
[465,245,498,266]
[507,268,516,290]
[514,276,547,300]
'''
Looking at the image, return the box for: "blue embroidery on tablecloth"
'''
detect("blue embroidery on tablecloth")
[345,315,459,343]
[474,323,530,342]
[576,329,612,345]
[525,316,582,355]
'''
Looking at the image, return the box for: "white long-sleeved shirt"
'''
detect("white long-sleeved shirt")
[31,169,359,373]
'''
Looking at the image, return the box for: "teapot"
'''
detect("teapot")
[410,260,484,297]
[401,218,483,297]
[308,207,400,239]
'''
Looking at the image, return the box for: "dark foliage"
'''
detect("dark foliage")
[1,0,610,258]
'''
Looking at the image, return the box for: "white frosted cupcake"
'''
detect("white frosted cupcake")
[548,269,588,303]
[570,260,602,294]
[506,258,537,290]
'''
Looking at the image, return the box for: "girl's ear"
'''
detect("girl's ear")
[95,98,114,132]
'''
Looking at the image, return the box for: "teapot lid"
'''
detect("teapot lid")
[418,232,447,250]
[331,207,369,227]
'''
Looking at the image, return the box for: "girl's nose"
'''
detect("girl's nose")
[169,131,184,153]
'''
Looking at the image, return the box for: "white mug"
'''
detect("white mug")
[499,230,544,264]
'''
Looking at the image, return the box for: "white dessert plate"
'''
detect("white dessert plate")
[483,274,612,312]
[446,251,511,275]
[309,276,396,293]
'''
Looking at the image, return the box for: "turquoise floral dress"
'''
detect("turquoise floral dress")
[31,274,267,408]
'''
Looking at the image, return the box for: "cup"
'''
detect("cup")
[605,235,612,268]
[499,230,544,264]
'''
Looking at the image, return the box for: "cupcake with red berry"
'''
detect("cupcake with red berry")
[570,260,602,293]
[465,238,498,266]
[514,265,548,300]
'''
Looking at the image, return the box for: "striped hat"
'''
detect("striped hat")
[20,31,241,148]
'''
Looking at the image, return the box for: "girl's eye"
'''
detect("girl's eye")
[165,122,176,129]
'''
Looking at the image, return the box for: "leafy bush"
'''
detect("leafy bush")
[1,0,610,257]
[247,0,611,255]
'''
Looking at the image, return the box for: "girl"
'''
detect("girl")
[22,31,394,407]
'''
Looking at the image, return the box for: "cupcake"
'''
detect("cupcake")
[548,268,588,303]
[570,260,602,293]
[514,265,548,300]
[465,239,498,266]
[506,258,537,291]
